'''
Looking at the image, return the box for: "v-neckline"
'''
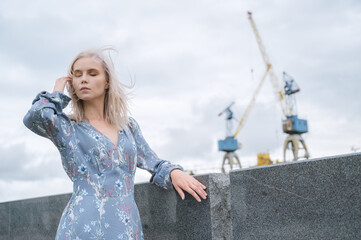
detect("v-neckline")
[82,120,122,147]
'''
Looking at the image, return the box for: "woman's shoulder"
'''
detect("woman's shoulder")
[127,116,140,132]
[67,114,79,123]
[127,116,135,128]
[65,115,86,131]
[128,116,136,123]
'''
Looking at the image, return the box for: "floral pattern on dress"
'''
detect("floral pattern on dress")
[23,90,184,240]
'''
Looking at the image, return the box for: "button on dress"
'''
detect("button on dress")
[23,90,184,240]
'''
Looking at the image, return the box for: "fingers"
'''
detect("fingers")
[174,185,185,200]
[178,180,207,202]
[57,76,72,81]
[62,76,73,82]
[189,182,207,201]
[171,171,208,203]
[53,76,73,93]
[186,187,202,202]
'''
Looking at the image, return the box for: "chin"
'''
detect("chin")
[79,96,92,101]
[75,93,89,101]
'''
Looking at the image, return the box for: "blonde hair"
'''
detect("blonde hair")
[66,47,134,130]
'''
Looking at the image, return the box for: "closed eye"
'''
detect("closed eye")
[88,69,99,76]
[73,70,82,77]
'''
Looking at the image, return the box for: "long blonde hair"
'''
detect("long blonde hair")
[66,47,134,130]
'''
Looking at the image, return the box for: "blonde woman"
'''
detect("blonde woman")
[23,48,207,239]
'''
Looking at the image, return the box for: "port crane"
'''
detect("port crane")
[218,65,271,173]
[247,11,310,161]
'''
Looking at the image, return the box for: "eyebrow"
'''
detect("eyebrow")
[73,68,100,72]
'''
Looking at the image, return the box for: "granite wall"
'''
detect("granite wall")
[0,173,231,240]
[1,153,360,240]
[135,173,231,240]
[0,194,71,240]
[230,153,361,240]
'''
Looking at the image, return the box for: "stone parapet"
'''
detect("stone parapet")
[230,153,361,240]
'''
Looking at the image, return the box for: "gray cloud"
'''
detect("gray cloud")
[0,0,360,201]
[0,143,66,181]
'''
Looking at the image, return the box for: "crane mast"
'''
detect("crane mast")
[247,12,293,117]
[247,11,310,162]
[233,64,271,138]
[218,66,270,172]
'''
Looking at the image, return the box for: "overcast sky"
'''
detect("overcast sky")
[0,0,360,203]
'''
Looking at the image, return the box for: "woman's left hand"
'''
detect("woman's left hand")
[170,169,207,202]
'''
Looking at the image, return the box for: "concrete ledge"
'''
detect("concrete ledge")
[2,153,360,239]
[0,193,71,240]
[0,173,231,240]
[134,174,213,240]
[230,153,361,240]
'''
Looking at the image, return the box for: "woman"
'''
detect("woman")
[23,48,207,239]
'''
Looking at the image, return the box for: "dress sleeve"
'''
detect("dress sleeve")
[23,90,74,150]
[128,117,184,190]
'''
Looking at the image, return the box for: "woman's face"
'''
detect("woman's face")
[71,56,109,102]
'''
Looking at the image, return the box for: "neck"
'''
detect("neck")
[83,95,106,122]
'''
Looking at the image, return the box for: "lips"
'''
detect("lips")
[80,87,90,91]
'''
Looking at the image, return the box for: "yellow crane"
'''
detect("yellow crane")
[247,12,289,117]
[218,64,271,172]
[233,64,271,138]
[247,11,310,162]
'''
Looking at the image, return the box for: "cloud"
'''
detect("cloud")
[0,0,360,202]
[0,142,67,181]
[0,178,72,203]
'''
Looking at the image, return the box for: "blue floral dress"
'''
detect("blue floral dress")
[23,90,184,240]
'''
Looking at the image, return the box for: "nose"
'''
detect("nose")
[81,74,88,83]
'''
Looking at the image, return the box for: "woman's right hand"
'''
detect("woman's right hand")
[53,76,72,93]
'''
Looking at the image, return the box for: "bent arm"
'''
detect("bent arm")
[128,117,184,189]
[23,90,74,150]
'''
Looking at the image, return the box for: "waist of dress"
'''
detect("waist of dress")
[72,182,134,198]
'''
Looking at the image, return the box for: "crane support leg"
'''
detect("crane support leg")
[283,134,310,162]
[222,152,242,173]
